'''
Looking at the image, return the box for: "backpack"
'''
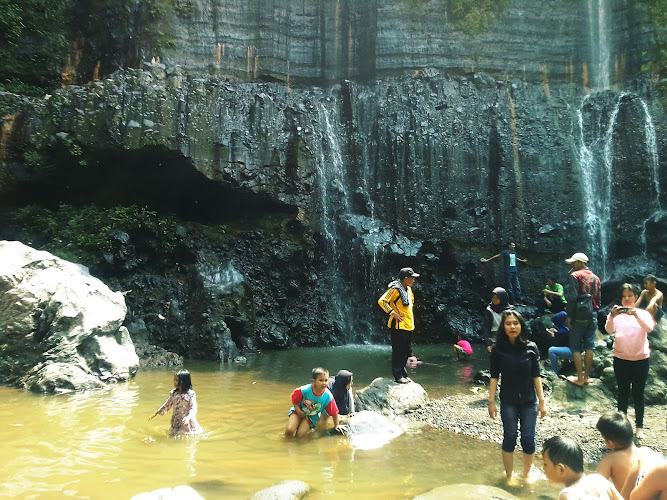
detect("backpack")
[573,293,594,321]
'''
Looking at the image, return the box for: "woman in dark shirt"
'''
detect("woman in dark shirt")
[488,310,547,487]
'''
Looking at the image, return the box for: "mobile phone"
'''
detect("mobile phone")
[617,306,631,314]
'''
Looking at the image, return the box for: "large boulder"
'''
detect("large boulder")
[414,484,519,500]
[249,480,309,500]
[130,486,205,500]
[0,240,139,392]
[355,377,429,415]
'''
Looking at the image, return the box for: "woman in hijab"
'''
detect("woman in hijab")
[327,370,355,416]
[483,287,514,352]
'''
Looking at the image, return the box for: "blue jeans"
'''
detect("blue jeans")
[548,346,572,374]
[500,400,537,454]
[505,271,524,304]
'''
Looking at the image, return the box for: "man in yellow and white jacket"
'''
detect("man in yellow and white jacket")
[378,267,419,383]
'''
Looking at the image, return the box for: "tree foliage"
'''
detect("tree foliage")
[402,0,514,35]
[0,0,72,88]
[637,0,667,109]
[448,0,514,35]
[0,0,177,91]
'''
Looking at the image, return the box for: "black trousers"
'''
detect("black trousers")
[613,356,650,428]
[391,329,412,381]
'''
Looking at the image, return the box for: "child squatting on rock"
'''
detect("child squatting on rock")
[284,367,347,438]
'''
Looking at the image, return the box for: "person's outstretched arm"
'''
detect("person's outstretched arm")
[480,254,500,263]
[149,393,173,420]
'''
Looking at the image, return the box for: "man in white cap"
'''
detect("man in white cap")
[564,253,600,387]
[378,267,420,383]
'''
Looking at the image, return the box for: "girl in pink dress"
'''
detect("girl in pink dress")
[149,370,202,435]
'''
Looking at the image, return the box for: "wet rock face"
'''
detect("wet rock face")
[0,0,664,356]
[161,0,645,84]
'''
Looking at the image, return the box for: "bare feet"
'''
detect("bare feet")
[635,428,645,439]
[566,376,585,387]
[505,475,520,488]
[523,466,539,485]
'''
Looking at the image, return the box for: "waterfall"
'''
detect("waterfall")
[576,101,609,278]
[638,99,661,209]
[577,92,662,278]
[315,100,350,257]
[588,0,611,90]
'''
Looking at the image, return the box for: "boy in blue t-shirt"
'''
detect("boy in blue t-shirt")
[285,367,347,438]
[480,242,528,306]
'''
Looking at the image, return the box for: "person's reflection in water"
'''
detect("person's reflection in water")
[458,364,474,384]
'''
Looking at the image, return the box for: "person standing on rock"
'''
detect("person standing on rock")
[488,310,547,487]
[480,242,528,306]
[378,267,420,384]
[564,252,601,388]
[605,284,655,440]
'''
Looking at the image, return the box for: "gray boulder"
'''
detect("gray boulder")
[355,377,429,415]
[250,480,309,500]
[130,485,205,500]
[414,484,519,500]
[0,240,139,392]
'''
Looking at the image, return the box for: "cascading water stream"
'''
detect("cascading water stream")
[578,92,662,277]
[588,0,611,90]
[638,99,661,209]
[576,101,608,278]
[638,98,661,253]
[315,100,350,258]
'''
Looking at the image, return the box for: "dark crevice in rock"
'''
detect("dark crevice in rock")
[3,146,293,224]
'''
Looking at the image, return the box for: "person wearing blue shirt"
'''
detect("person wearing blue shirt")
[481,242,528,306]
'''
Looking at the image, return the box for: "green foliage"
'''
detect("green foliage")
[70,0,177,79]
[22,149,45,167]
[637,0,667,109]
[7,204,183,269]
[0,80,50,97]
[0,0,73,88]
[403,0,430,8]
[0,0,179,91]
[448,0,514,35]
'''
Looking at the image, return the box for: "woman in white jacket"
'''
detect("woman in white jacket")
[605,284,655,439]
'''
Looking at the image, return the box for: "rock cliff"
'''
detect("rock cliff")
[0,0,665,359]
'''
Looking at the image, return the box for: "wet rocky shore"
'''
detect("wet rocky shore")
[407,380,667,465]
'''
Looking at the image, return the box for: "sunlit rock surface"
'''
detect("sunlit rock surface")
[414,483,519,500]
[131,485,205,500]
[249,480,309,500]
[355,377,429,415]
[0,240,139,392]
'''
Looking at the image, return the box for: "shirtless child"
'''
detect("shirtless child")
[596,411,661,492]
[635,274,664,321]
[625,461,667,500]
[542,436,622,500]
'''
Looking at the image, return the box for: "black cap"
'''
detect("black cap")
[398,267,420,280]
